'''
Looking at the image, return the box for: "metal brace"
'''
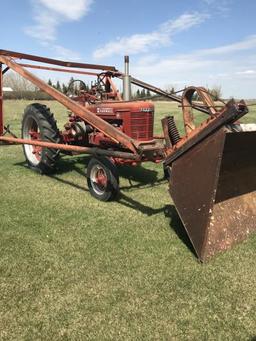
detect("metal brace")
[3,124,17,138]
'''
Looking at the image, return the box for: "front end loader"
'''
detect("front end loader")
[0,50,255,261]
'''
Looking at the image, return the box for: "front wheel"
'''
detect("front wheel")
[87,157,119,201]
[22,103,60,174]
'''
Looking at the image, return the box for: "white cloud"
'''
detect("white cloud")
[93,12,208,59]
[38,0,92,20]
[129,35,256,99]
[197,35,256,56]
[160,12,208,33]
[25,0,93,59]
[25,0,93,42]
[236,70,256,77]
[51,45,82,60]
[202,0,215,4]
[237,70,256,75]
[25,10,59,42]
[202,0,231,15]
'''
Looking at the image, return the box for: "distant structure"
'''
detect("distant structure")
[3,87,13,92]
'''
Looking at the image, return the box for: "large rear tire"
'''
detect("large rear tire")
[22,103,60,174]
[87,157,119,201]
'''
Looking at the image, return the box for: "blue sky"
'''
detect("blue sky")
[1,0,256,98]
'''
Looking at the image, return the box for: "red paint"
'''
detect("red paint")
[85,101,154,142]
[95,169,107,187]
[0,50,164,165]
[0,64,3,135]
[29,129,42,161]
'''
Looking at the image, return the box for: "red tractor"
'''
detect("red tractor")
[1,49,256,261]
[20,59,163,201]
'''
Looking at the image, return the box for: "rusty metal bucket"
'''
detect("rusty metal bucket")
[169,127,256,261]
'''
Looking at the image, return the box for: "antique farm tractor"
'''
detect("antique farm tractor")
[0,49,256,261]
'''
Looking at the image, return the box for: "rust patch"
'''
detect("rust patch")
[169,129,256,261]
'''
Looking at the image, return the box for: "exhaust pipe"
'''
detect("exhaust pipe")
[123,56,131,101]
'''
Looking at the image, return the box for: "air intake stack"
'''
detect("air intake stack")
[123,56,131,101]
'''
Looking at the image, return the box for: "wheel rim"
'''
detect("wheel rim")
[90,164,108,195]
[23,116,42,166]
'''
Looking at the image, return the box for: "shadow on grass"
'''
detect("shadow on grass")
[15,157,90,193]
[117,192,166,215]
[95,191,195,257]
[54,155,90,176]
[117,194,195,257]
[55,158,165,192]
[118,164,166,191]
[164,204,196,258]
[15,156,166,193]
[14,158,195,257]
[49,174,89,193]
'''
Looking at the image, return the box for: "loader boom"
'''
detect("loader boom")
[0,49,255,261]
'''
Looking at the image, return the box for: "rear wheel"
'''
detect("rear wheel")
[87,157,119,201]
[22,103,60,174]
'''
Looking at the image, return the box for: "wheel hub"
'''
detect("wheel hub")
[91,165,108,195]
[29,129,42,160]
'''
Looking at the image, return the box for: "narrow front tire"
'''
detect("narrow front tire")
[87,157,119,201]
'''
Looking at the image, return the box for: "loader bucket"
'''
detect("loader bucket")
[169,127,256,261]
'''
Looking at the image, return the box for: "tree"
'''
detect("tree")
[165,85,176,94]
[146,89,151,97]
[62,83,68,94]
[141,89,146,98]
[47,79,53,86]
[56,81,61,91]
[136,89,141,98]
[208,85,222,101]
[68,77,75,94]
[4,72,36,92]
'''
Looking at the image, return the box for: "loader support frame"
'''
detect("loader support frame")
[0,54,138,154]
[0,49,255,261]
[0,63,3,136]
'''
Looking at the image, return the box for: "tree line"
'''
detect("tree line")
[3,74,91,100]
[47,78,153,99]
[47,77,91,95]
[3,72,223,101]
[134,89,152,99]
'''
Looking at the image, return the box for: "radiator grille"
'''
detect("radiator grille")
[130,112,154,140]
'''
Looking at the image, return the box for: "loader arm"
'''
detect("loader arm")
[0,55,138,153]
[115,73,213,115]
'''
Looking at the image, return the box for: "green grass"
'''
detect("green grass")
[0,100,256,340]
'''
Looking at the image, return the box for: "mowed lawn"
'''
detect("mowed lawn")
[0,99,256,340]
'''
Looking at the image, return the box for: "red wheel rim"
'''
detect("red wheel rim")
[91,165,108,195]
[29,128,42,161]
